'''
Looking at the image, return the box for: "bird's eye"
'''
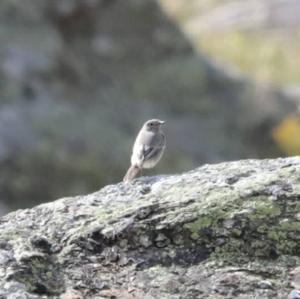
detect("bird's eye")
[150,123,153,126]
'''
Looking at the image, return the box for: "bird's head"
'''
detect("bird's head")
[144,119,165,132]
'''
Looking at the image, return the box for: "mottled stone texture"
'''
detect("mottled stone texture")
[1,157,300,298]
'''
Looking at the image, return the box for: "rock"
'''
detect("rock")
[257,280,273,289]
[30,235,53,254]
[1,156,300,298]
[288,290,300,299]
[60,288,84,299]
[290,267,300,289]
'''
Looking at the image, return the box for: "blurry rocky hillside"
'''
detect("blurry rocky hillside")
[0,0,297,214]
[160,0,300,86]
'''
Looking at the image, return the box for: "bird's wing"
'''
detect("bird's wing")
[132,144,156,165]
[142,133,165,161]
[142,145,161,161]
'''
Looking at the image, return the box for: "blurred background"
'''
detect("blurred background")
[0,0,299,215]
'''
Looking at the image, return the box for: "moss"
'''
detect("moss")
[181,193,298,262]
[257,224,269,234]
[247,200,282,220]
[211,238,248,265]
[250,240,273,257]
[267,228,298,254]
[184,216,213,239]
[46,271,53,279]
[95,208,112,221]
[12,255,64,295]
[286,202,300,213]
[267,230,285,242]
[275,238,298,254]
[231,228,242,236]
[279,221,300,232]
[1,229,22,241]
[277,255,300,267]
[260,205,282,217]
[94,201,146,223]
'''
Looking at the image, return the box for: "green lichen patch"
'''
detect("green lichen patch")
[279,221,300,232]
[184,216,213,239]
[12,256,64,295]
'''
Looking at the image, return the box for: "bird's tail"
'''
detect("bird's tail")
[123,165,140,182]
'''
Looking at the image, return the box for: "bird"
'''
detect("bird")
[123,119,166,182]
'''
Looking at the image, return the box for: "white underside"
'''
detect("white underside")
[131,146,165,169]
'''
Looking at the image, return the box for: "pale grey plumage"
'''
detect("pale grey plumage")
[123,119,166,182]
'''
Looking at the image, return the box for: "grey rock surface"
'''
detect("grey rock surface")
[1,156,300,298]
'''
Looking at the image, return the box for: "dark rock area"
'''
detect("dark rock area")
[1,156,300,298]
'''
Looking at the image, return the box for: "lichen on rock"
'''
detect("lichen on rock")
[1,156,300,298]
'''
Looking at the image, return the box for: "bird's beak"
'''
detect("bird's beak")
[159,120,165,125]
